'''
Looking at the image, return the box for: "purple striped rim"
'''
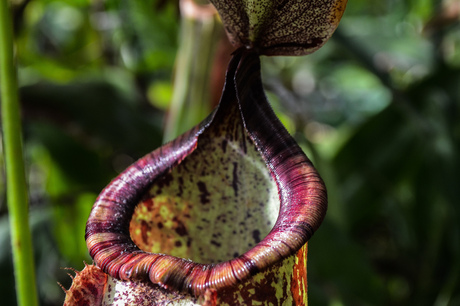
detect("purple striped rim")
[85,48,327,296]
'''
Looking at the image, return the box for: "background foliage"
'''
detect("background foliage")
[0,0,459,305]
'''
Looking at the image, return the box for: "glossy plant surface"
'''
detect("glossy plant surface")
[85,50,326,302]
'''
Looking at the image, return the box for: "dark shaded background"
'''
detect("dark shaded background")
[0,0,459,305]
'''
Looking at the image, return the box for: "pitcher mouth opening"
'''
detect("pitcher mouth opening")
[129,107,281,264]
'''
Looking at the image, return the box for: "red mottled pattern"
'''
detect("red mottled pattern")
[85,48,326,297]
[63,263,108,306]
[217,255,294,304]
[201,289,218,306]
[291,244,308,304]
[214,243,307,305]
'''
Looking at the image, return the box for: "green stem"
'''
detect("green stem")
[0,1,39,306]
[163,1,222,141]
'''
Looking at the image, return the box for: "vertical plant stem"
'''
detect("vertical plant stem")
[0,1,39,306]
[163,0,222,141]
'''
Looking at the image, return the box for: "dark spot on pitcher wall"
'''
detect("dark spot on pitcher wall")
[141,220,151,245]
[232,162,239,196]
[240,133,247,154]
[176,177,184,198]
[210,240,222,247]
[155,172,174,193]
[197,181,210,204]
[221,139,227,153]
[252,229,261,244]
[144,199,154,211]
[173,217,188,237]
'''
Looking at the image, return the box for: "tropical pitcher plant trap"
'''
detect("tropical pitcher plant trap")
[63,0,347,304]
